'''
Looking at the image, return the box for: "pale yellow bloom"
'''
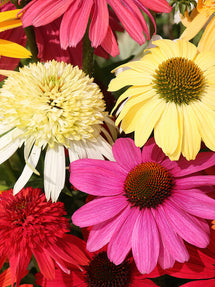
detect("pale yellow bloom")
[0,61,116,201]
[109,38,215,161]
[180,0,215,41]
[0,9,31,58]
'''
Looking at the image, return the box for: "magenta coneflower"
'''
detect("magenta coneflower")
[21,0,172,56]
[0,187,87,286]
[70,137,215,274]
[36,238,161,287]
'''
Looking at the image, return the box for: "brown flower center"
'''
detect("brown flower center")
[124,162,174,209]
[152,57,206,105]
[85,252,131,287]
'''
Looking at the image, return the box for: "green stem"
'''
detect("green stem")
[24,26,39,63]
[82,27,94,77]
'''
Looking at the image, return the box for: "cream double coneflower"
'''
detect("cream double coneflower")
[0,60,116,201]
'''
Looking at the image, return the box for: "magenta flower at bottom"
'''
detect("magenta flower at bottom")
[70,137,215,274]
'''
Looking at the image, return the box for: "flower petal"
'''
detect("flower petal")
[107,207,139,265]
[70,159,126,196]
[132,208,160,274]
[163,201,210,248]
[113,138,142,172]
[13,144,41,195]
[72,195,128,227]
[44,145,65,202]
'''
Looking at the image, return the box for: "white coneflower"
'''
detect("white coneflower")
[0,60,116,201]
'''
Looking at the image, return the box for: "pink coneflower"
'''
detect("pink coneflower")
[36,239,161,287]
[70,137,215,274]
[21,0,172,56]
[0,187,87,286]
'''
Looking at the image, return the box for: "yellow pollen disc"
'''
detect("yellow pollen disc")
[152,57,206,105]
[0,60,107,148]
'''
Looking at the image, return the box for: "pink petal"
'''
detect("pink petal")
[142,137,166,163]
[69,159,126,196]
[132,209,160,274]
[87,205,132,252]
[21,0,72,27]
[170,152,215,177]
[158,239,175,269]
[138,0,172,13]
[60,0,93,49]
[108,0,146,44]
[152,207,189,264]
[163,201,210,248]
[176,175,215,189]
[107,207,139,265]
[89,0,109,47]
[113,138,142,172]
[100,25,119,57]
[171,190,215,219]
[72,195,128,227]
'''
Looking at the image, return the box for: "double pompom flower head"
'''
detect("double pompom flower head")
[0,60,116,201]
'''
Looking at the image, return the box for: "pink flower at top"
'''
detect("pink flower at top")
[0,187,87,286]
[36,238,161,287]
[21,0,172,56]
[70,137,215,274]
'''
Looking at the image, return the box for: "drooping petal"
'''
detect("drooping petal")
[163,201,210,248]
[33,248,55,280]
[176,175,215,189]
[152,206,189,264]
[132,209,160,274]
[13,144,41,195]
[21,0,72,27]
[107,207,139,265]
[87,205,132,252]
[89,0,109,47]
[44,145,65,202]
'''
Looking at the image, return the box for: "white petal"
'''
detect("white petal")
[0,139,20,165]
[0,128,21,150]
[95,135,114,161]
[13,144,41,195]
[44,144,65,202]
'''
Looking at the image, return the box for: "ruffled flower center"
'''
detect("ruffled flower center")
[152,57,206,105]
[0,188,69,249]
[0,60,107,148]
[124,162,174,208]
[84,251,131,287]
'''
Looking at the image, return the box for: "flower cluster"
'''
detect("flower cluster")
[0,0,215,286]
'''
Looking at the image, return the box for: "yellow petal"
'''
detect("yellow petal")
[134,99,166,147]
[154,102,179,156]
[0,39,31,58]
[176,40,197,60]
[0,19,22,32]
[167,106,183,161]
[198,16,215,53]
[180,11,211,41]
[151,40,178,59]
[181,104,201,160]
[201,86,215,109]
[115,89,156,128]
[192,102,215,151]
[0,9,21,22]
[108,69,152,91]
[195,51,215,70]
[112,86,153,114]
